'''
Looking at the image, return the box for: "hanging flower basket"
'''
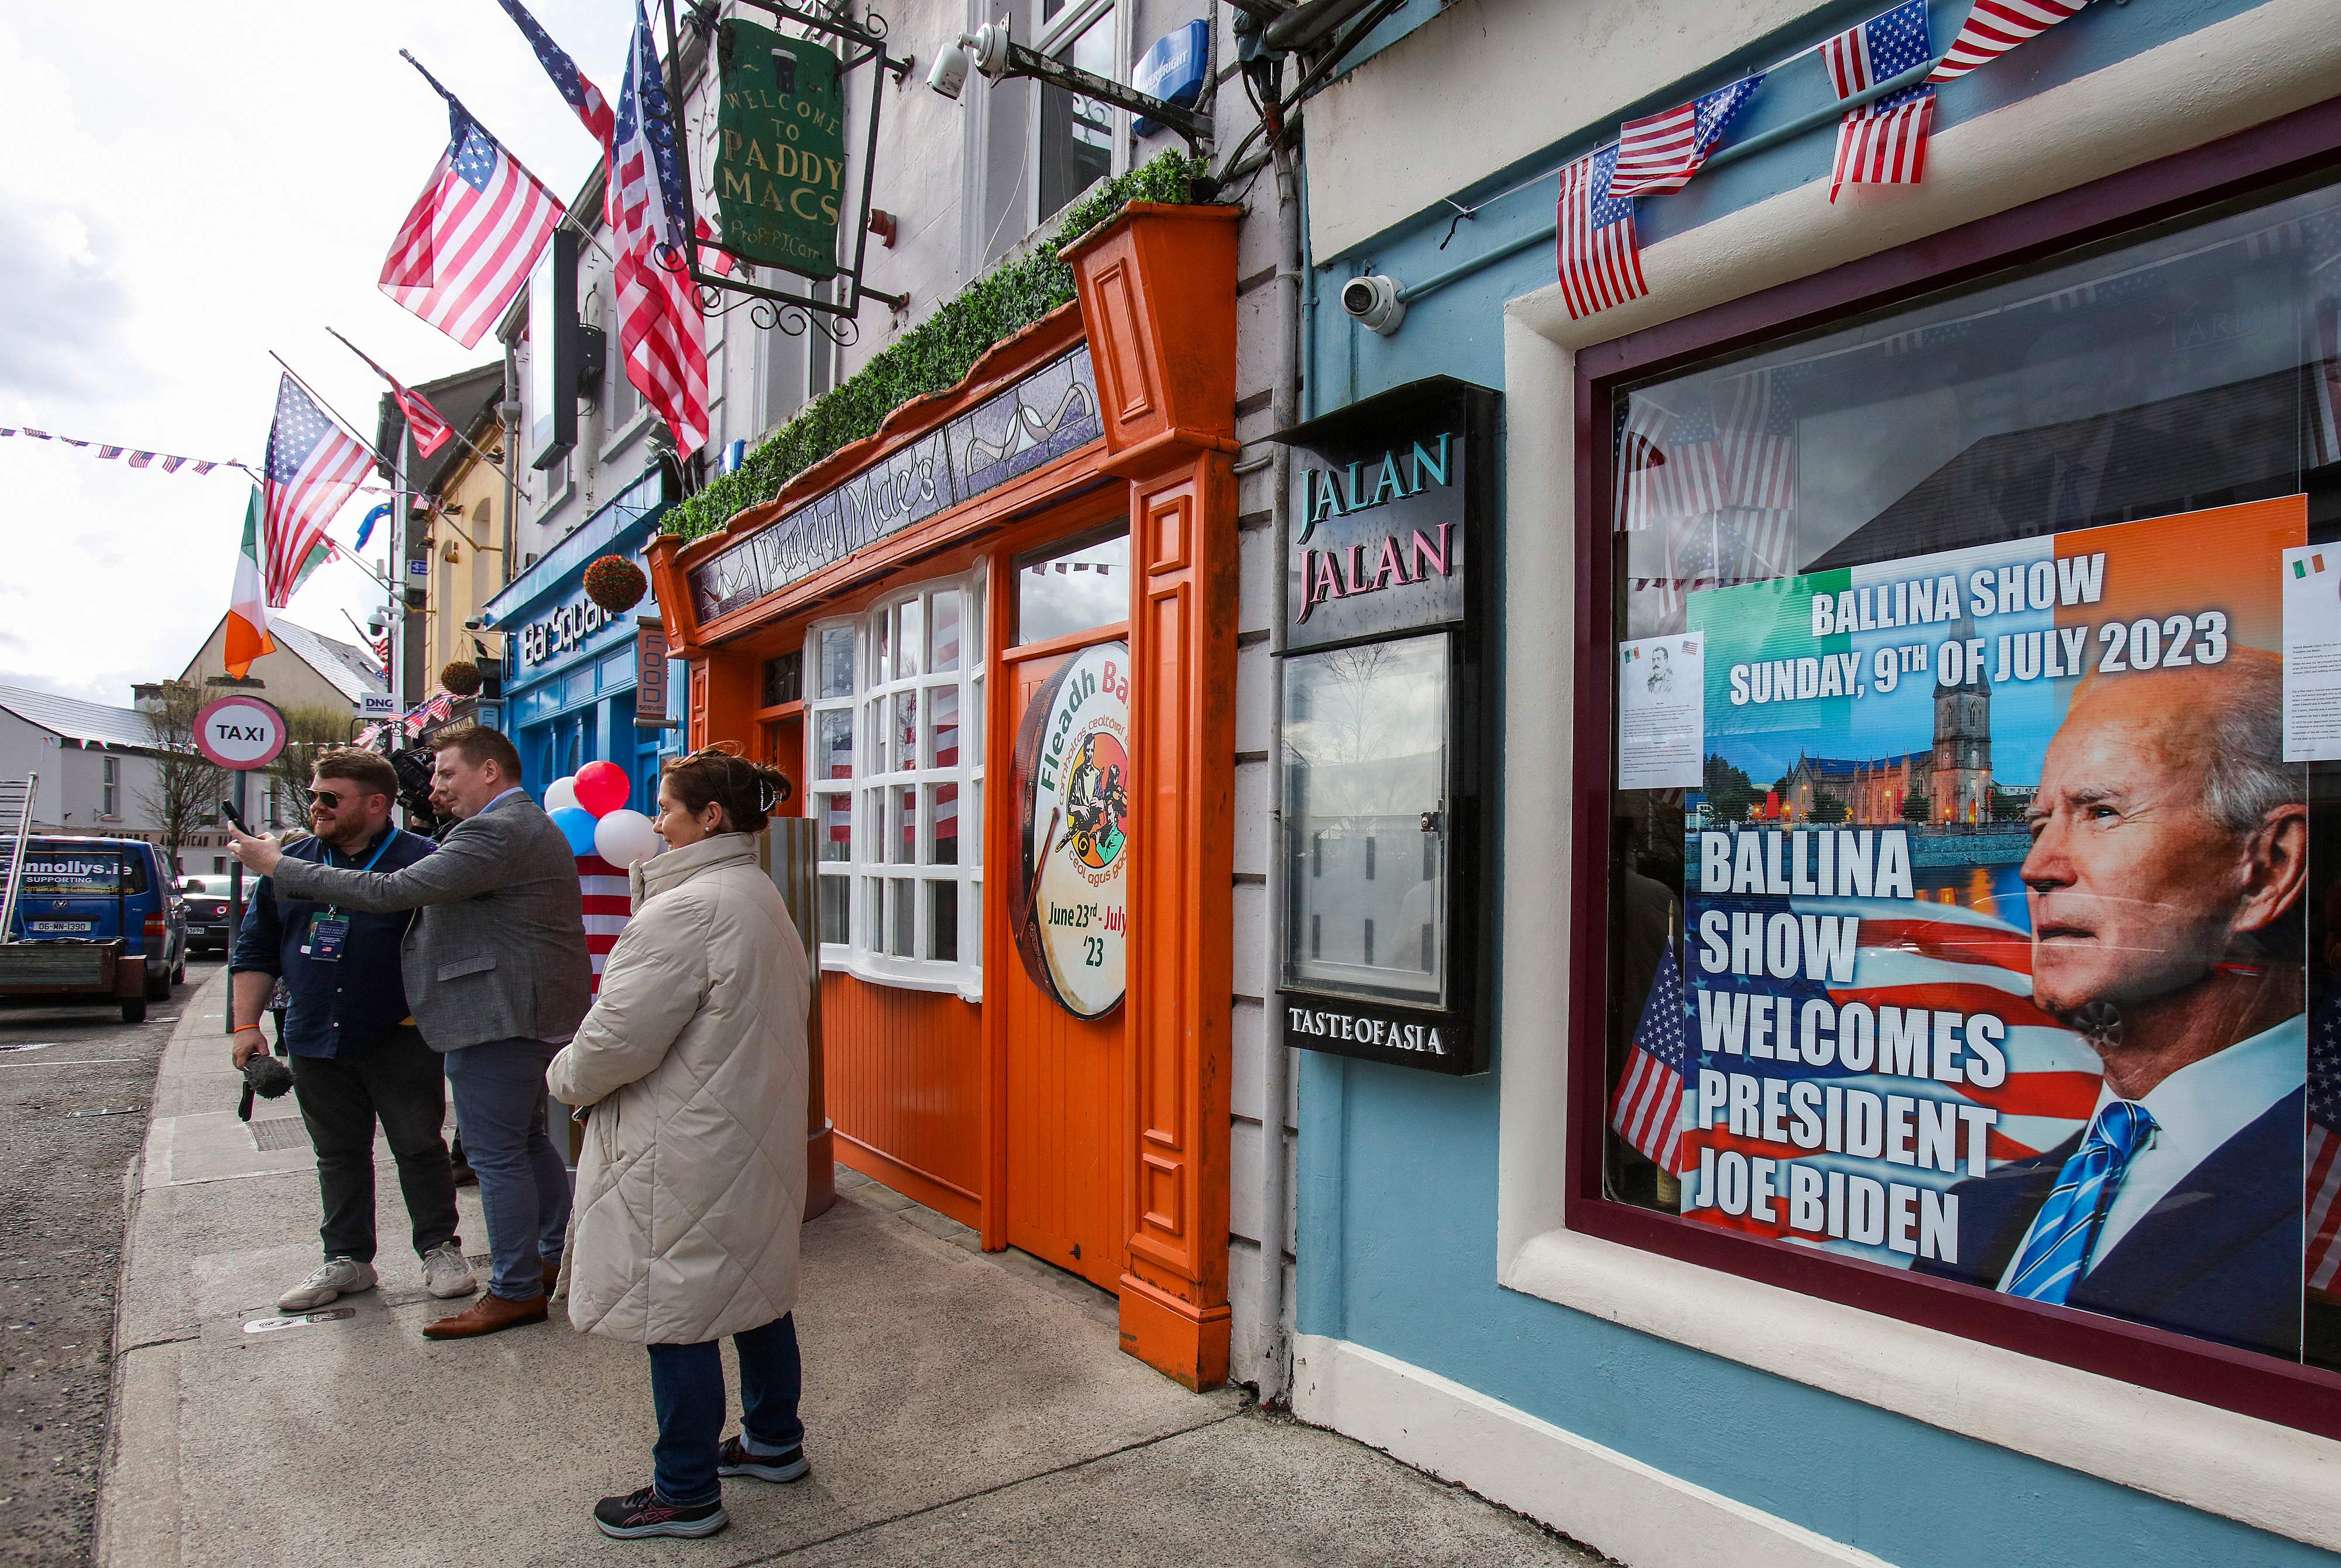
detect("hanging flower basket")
[584,555,648,614]
[438,659,483,697]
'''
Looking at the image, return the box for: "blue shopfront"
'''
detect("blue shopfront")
[1279,3,2341,1567]
[479,469,681,810]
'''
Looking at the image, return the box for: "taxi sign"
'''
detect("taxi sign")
[193,694,288,770]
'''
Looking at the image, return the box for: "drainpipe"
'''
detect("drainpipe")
[499,345,522,588]
[1252,132,1305,1408]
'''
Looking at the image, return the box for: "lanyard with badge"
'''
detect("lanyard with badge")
[301,828,399,962]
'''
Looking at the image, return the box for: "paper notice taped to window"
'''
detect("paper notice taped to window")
[1618,631,1705,789]
[2281,544,2341,761]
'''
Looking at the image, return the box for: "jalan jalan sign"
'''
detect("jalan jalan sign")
[716,19,845,279]
[1008,642,1131,1019]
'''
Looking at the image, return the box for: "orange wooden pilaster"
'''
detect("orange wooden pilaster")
[1117,449,1237,1389]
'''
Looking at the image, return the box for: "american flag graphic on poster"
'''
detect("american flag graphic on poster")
[378,72,564,350]
[1607,74,1765,199]
[1824,0,1937,202]
[611,0,712,456]
[260,374,373,606]
[576,854,633,994]
[2308,998,2341,1298]
[1612,944,1693,1172]
[1928,0,2091,84]
[1557,145,1649,321]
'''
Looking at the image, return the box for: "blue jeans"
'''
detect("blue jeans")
[441,1037,569,1300]
[647,1315,804,1507]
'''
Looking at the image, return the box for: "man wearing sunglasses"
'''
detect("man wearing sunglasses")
[230,748,475,1313]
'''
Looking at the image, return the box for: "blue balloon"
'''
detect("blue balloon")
[549,806,600,857]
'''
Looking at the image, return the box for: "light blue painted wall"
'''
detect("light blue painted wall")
[1292,1,2340,1562]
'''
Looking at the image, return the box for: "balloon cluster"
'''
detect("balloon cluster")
[547,760,663,868]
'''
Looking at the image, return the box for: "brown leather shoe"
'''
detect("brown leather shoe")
[422,1290,548,1339]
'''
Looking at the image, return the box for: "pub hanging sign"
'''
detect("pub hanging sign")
[715,19,846,278]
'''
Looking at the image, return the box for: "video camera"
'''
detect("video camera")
[388,745,449,836]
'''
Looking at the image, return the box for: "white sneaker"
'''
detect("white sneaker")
[278,1257,376,1313]
[421,1243,478,1300]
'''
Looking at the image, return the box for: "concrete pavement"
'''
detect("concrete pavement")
[99,969,1598,1567]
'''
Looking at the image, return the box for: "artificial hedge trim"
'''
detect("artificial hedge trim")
[666,149,1210,544]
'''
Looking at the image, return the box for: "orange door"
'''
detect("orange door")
[1001,639,1126,1291]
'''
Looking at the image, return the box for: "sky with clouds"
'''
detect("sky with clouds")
[0,3,639,710]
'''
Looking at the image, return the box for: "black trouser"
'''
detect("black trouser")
[287,1026,460,1263]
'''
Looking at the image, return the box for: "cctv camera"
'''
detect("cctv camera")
[462,615,485,632]
[1341,274,1406,336]
[926,39,970,98]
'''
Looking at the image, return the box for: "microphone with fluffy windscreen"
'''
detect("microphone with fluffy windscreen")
[238,1053,294,1122]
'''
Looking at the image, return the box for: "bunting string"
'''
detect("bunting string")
[0,422,396,493]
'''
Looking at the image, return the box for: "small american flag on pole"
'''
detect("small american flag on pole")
[379,59,564,350]
[330,329,452,460]
[260,374,373,607]
[1825,1,1937,202]
[612,0,712,456]
[1557,145,1649,321]
[1612,944,1692,1172]
[1608,74,1765,199]
[1928,0,2091,85]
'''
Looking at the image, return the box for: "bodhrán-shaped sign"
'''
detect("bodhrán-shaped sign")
[716,20,847,278]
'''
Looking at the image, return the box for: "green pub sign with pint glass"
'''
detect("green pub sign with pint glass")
[715,20,845,279]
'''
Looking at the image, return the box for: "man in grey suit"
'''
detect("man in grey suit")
[230,726,593,1339]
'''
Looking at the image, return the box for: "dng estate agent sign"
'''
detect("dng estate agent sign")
[716,20,845,278]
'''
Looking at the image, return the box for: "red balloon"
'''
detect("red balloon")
[573,759,631,817]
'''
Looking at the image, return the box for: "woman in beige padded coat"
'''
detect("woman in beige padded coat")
[546,749,811,1542]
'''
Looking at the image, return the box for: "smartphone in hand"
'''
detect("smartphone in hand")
[219,798,250,834]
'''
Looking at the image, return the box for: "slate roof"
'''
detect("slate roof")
[267,621,387,703]
[0,684,159,751]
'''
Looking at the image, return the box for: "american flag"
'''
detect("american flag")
[260,374,373,607]
[1558,145,1649,321]
[1928,0,2090,85]
[1652,396,1725,520]
[1609,74,1765,199]
[1718,369,1795,513]
[1614,944,1693,1172]
[2308,994,2341,1297]
[611,1,712,455]
[1825,1,1937,202]
[576,853,633,994]
[492,0,615,152]
[332,331,453,460]
[1614,397,1673,532]
[1676,895,2100,1256]
[379,68,564,350]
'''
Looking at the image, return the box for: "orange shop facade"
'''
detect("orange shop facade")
[646,206,1241,1388]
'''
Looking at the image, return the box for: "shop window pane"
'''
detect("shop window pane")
[817,710,853,780]
[894,786,918,864]
[970,781,983,869]
[863,789,883,853]
[818,627,853,699]
[1602,176,2341,1373]
[929,685,960,768]
[894,690,919,773]
[969,676,986,759]
[890,878,914,957]
[931,782,960,865]
[1038,12,1115,223]
[928,879,959,962]
[930,590,963,672]
[818,791,851,862]
[863,876,881,947]
[872,609,890,683]
[817,874,848,943]
[1016,527,1128,645]
[762,651,802,707]
[1282,634,1447,1005]
[866,698,885,768]
[897,598,924,679]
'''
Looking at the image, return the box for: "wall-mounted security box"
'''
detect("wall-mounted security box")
[1272,377,1501,1075]
[527,228,579,471]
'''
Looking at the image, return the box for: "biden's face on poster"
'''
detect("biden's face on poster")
[2020,657,2305,1023]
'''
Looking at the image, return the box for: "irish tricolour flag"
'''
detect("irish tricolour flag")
[225,487,327,678]
[2295,553,2326,579]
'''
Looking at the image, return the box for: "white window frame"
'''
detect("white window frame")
[1027,0,1124,233]
[806,565,987,999]
[101,755,119,819]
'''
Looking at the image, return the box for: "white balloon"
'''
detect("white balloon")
[594,809,663,868]
[544,776,580,814]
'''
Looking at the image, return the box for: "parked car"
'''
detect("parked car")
[2,837,187,1020]
[178,874,239,955]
